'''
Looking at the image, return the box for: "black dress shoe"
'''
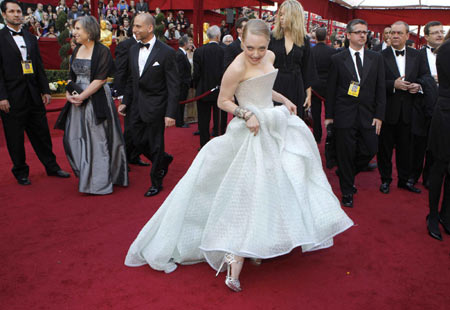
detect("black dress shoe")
[158,154,174,179]
[129,159,150,166]
[193,130,200,136]
[144,185,162,197]
[48,170,70,178]
[361,162,377,172]
[176,124,190,128]
[439,217,450,235]
[398,181,421,194]
[342,194,353,208]
[352,185,357,194]
[17,177,31,185]
[379,182,390,194]
[426,215,443,241]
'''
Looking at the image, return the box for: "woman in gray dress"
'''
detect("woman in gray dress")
[64,16,128,194]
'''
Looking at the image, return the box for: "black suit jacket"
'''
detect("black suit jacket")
[175,48,191,87]
[311,42,338,97]
[124,39,179,123]
[136,2,148,12]
[381,47,431,125]
[223,37,242,72]
[114,36,137,97]
[0,27,50,113]
[372,44,382,52]
[410,48,438,136]
[193,42,224,102]
[326,49,386,129]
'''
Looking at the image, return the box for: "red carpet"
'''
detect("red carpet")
[1,101,449,309]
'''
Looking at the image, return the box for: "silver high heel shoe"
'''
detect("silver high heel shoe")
[216,253,242,292]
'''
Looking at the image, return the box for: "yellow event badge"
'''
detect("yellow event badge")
[348,81,360,97]
[21,60,34,75]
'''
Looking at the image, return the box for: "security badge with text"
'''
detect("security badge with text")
[21,60,34,75]
[348,80,360,97]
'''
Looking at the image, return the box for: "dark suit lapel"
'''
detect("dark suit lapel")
[385,48,401,78]
[132,45,140,78]
[361,50,372,85]
[140,40,161,78]
[343,50,358,81]
[1,28,22,59]
[405,47,415,81]
[22,31,33,60]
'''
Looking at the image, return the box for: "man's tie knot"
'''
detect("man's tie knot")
[139,42,150,49]
[10,30,23,36]
[395,50,405,57]
[427,46,436,53]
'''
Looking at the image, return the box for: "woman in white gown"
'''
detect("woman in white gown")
[125,19,354,292]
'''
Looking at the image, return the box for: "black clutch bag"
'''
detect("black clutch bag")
[66,81,84,96]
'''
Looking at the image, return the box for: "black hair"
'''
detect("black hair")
[235,17,249,31]
[315,27,327,42]
[1,0,21,13]
[346,19,368,33]
[424,21,442,35]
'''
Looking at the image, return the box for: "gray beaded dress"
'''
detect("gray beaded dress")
[63,59,128,194]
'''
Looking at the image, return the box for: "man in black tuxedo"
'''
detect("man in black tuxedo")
[114,26,149,167]
[410,21,443,188]
[193,25,224,148]
[311,27,337,143]
[372,27,391,52]
[175,35,192,128]
[326,19,386,208]
[118,13,179,197]
[0,0,70,185]
[378,21,431,195]
[223,17,248,72]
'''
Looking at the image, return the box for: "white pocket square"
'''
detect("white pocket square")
[152,62,160,66]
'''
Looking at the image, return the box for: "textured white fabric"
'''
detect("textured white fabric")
[124,70,354,274]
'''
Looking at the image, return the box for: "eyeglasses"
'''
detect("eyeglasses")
[429,30,445,35]
[350,31,368,36]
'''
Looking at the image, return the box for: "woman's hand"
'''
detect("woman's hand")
[66,91,83,106]
[284,98,297,115]
[246,114,260,136]
[303,94,311,109]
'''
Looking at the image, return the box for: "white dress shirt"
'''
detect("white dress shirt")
[138,35,156,76]
[382,41,388,50]
[7,26,27,61]
[426,45,437,77]
[392,46,406,78]
[349,46,364,82]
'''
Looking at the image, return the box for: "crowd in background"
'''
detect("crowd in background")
[0,0,276,45]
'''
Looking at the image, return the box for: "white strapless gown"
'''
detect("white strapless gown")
[125,70,354,273]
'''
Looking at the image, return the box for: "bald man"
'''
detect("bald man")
[118,13,179,197]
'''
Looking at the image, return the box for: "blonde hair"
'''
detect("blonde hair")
[242,19,270,42]
[272,0,306,47]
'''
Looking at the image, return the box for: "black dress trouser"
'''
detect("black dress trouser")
[378,120,411,184]
[131,117,167,188]
[197,99,227,147]
[410,133,433,184]
[311,95,323,143]
[335,124,378,195]
[0,92,60,179]
[123,107,140,163]
[176,84,189,127]
[428,159,450,222]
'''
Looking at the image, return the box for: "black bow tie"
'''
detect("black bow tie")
[427,46,436,53]
[139,42,150,49]
[10,29,23,36]
[395,50,405,57]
